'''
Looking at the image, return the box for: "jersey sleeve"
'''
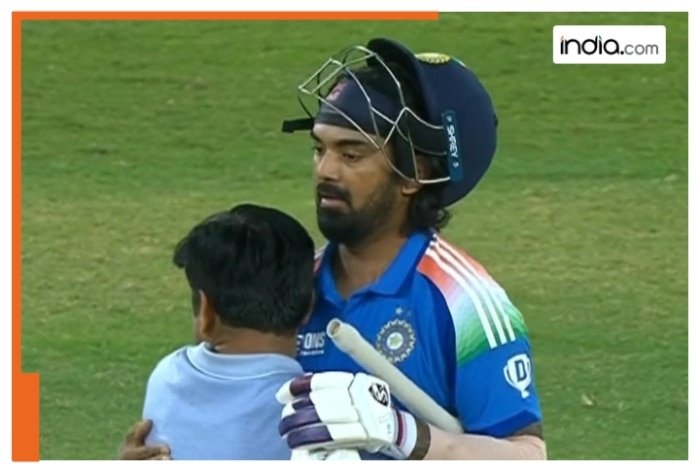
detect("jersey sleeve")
[417,237,542,437]
[452,284,542,437]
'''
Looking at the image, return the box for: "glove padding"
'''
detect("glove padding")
[276,372,417,459]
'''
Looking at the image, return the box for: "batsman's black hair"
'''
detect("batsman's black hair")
[173,204,314,334]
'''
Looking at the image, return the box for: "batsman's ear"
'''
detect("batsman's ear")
[400,155,429,197]
[400,178,423,197]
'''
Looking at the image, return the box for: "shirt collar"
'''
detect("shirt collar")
[185,342,303,380]
[317,231,432,301]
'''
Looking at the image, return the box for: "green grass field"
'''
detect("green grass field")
[20,13,688,459]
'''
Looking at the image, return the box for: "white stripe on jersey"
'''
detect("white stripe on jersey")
[425,247,498,349]
[429,242,509,345]
[434,238,517,342]
[314,246,326,261]
[314,246,326,272]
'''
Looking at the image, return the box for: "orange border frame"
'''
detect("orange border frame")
[11,10,439,461]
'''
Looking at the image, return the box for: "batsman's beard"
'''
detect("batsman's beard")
[316,182,397,247]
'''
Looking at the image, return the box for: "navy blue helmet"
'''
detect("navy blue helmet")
[283,38,498,206]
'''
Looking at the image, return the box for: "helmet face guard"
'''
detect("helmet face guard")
[285,44,448,185]
[283,38,498,206]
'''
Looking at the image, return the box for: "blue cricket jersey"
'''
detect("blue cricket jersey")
[142,342,303,459]
[298,231,542,438]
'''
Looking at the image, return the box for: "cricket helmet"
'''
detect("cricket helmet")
[282,37,498,207]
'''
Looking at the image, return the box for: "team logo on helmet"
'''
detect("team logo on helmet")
[375,319,416,364]
[326,80,348,102]
[415,52,451,64]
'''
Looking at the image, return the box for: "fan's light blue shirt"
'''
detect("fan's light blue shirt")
[142,342,303,460]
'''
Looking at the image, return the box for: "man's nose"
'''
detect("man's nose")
[314,151,342,181]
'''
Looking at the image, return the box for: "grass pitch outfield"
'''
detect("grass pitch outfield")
[20,13,687,459]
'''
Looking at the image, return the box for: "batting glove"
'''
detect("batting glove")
[276,372,423,460]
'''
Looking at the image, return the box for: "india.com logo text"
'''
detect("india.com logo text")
[560,35,660,56]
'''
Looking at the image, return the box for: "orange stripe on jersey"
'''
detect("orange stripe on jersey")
[417,248,456,295]
[418,241,503,350]
[418,238,512,355]
[434,237,493,281]
[314,247,326,274]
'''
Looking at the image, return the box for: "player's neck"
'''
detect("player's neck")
[334,227,407,298]
[209,326,297,358]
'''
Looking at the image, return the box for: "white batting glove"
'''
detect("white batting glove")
[290,448,362,460]
[276,372,421,460]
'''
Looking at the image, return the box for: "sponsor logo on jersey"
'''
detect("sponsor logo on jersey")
[504,353,532,398]
[296,331,326,357]
[375,319,416,364]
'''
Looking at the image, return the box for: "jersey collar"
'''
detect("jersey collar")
[317,231,432,302]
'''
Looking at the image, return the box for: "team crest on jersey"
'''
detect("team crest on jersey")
[375,319,416,364]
